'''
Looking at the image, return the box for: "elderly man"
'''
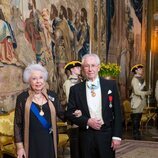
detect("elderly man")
[66,53,122,158]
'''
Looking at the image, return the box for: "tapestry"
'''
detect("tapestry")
[0,0,90,110]
[0,0,148,111]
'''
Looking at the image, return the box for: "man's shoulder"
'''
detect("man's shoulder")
[131,76,139,83]
[71,81,84,89]
[100,77,116,85]
[63,79,71,85]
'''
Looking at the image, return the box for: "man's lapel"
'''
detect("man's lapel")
[79,81,90,117]
[100,78,108,113]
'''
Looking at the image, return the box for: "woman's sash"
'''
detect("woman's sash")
[30,102,53,133]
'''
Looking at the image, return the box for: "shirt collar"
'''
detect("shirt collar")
[86,76,100,88]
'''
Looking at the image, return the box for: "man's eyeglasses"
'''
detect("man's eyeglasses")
[83,64,99,69]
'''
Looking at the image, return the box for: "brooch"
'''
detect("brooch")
[48,95,55,101]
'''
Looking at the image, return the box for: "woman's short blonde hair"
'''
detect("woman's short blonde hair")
[23,64,48,83]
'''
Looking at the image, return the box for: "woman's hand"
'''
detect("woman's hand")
[17,148,26,158]
[73,110,82,117]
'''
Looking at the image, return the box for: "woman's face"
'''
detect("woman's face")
[29,70,45,92]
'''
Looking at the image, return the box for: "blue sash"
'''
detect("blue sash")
[30,102,52,133]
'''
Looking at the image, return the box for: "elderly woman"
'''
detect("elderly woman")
[14,63,65,158]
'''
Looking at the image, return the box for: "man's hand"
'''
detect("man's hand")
[87,118,102,130]
[111,139,121,150]
[146,89,152,95]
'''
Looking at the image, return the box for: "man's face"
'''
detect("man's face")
[136,68,144,76]
[75,12,80,21]
[59,8,63,19]
[71,66,81,76]
[80,11,84,22]
[50,8,54,20]
[82,56,100,81]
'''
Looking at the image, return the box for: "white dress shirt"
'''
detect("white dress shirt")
[86,77,104,125]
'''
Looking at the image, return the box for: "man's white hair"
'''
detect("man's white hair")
[82,53,100,65]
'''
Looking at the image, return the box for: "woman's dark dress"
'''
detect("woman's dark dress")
[29,102,55,158]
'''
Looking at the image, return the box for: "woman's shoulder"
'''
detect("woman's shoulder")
[16,90,29,104]
[17,90,29,99]
[47,89,57,97]
[47,90,59,102]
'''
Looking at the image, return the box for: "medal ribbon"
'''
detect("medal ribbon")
[109,96,113,102]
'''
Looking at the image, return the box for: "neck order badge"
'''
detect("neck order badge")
[87,81,99,97]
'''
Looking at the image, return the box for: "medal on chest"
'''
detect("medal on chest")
[91,89,96,97]
[87,81,99,97]
[108,96,113,108]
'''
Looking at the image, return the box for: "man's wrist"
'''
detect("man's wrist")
[112,137,121,141]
